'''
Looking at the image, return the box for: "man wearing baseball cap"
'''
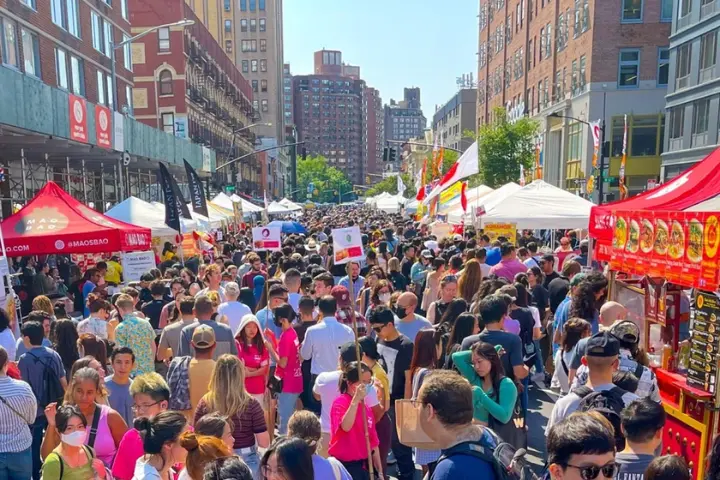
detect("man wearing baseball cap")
[546,331,638,433]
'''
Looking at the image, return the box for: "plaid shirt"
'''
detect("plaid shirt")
[571,349,660,401]
[335,308,368,337]
[167,356,192,410]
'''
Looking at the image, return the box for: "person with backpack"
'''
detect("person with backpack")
[546,412,618,480]
[416,370,499,480]
[552,319,591,395]
[40,405,107,480]
[18,320,68,480]
[615,398,666,480]
[546,331,638,449]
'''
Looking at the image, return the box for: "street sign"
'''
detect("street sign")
[225,185,236,192]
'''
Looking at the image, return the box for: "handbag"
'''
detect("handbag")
[267,375,283,397]
[487,380,527,450]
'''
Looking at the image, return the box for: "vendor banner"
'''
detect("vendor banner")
[438,182,463,210]
[484,222,517,243]
[252,226,282,251]
[121,251,156,282]
[609,209,720,290]
[331,226,365,265]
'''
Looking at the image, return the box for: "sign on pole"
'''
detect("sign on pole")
[252,226,282,251]
[121,251,157,282]
[484,222,517,243]
[331,226,365,265]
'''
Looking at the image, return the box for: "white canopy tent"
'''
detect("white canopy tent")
[279,198,304,211]
[479,180,594,229]
[210,192,263,214]
[376,195,406,214]
[441,185,496,224]
[267,201,291,215]
[686,195,720,211]
[106,196,198,237]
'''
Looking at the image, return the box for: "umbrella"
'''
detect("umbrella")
[268,220,307,234]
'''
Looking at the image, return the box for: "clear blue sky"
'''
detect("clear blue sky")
[283,0,478,122]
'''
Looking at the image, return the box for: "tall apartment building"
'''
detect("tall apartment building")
[478,0,671,200]
[364,87,385,180]
[661,0,720,180]
[234,0,286,193]
[385,88,427,144]
[283,63,294,126]
[184,0,236,57]
[433,89,478,152]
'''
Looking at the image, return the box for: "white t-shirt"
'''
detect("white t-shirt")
[313,370,380,433]
[480,263,492,278]
[529,306,542,329]
[217,301,252,336]
[0,328,16,361]
[551,349,574,395]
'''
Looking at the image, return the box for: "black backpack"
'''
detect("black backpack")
[27,351,64,410]
[433,428,537,480]
[573,386,627,450]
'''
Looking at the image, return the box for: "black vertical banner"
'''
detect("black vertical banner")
[158,163,182,233]
[166,165,192,220]
[183,159,209,218]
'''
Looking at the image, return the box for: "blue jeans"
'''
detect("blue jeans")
[0,447,32,480]
[30,417,46,480]
[277,392,299,435]
[520,377,529,418]
[533,340,545,374]
[234,448,259,480]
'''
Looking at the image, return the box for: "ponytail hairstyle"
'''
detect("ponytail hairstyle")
[272,303,296,328]
[338,361,370,394]
[134,411,188,468]
[179,432,231,480]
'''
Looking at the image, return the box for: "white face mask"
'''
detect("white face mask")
[61,430,86,447]
[379,293,391,304]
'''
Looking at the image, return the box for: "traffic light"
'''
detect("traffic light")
[382,147,389,162]
[389,148,397,163]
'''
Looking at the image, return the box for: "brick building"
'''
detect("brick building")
[364,86,385,180]
[478,0,671,200]
[184,0,237,59]
[384,88,427,175]
[129,0,257,192]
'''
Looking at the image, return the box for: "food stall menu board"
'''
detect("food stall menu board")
[687,291,720,393]
[610,210,720,291]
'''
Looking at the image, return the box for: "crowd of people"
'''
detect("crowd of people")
[0,204,704,480]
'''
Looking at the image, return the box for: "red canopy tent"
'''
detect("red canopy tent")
[1,182,151,255]
[590,147,720,260]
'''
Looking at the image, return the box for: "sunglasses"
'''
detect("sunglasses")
[565,463,619,480]
[372,325,385,333]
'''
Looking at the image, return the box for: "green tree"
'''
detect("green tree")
[365,173,415,198]
[470,107,539,188]
[296,155,353,203]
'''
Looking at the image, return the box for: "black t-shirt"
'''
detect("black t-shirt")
[377,334,414,401]
[542,271,560,289]
[531,284,549,311]
[510,307,536,361]
[141,299,167,330]
[400,257,413,281]
[547,276,570,314]
[294,321,318,344]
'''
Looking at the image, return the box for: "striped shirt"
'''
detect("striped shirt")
[0,376,36,452]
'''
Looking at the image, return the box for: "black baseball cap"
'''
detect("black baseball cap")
[339,341,361,364]
[585,331,620,358]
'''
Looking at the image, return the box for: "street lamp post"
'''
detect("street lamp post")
[549,112,606,204]
[111,19,195,112]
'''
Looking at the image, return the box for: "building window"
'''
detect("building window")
[657,47,669,85]
[51,0,63,28]
[544,24,552,58]
[261,99,268,112]
[252,80,258,92]
[21,29,40,77]
[123,35,132,70]
[251,59,258,72]
[260,39,267,51]
[675,42,692,89]
[97,70,106,105]
[1,18,18,69]
[161,112,174,134]
[571,58,578,93]
[260,59,267,72]
[242,60,248,72]
[631,115,661,156]
[158,27,170,52]
[225,40,232,53]
[121,0,128,20]
[249,0,256,11]
[19,0,36,8]
[660,0,672,21]
[103,20,112,57]
[259,18,266,31]
[622,0,643,22]
[240,19,247,32]
[692,99,710,146]
[224,0,230,11]
[679,0,692,19]
[579,55,586,90]
[91,12,102,53]
[225,20,232,33]
[259,0,265,9]
[618,49,640,87]
[581,0,590,31]
[125,85,133,114]
[566,122,583,181]
[55,47,68,89]
[158,69,173,95]
[70,55,84,95]
[250,19,256,32]
[252,100,259,111]
[106,74,113,108]
[539,28,545,61]
[240,0,246,11]
[668,106,685,150]
[699,30,717,83]
[261,79,267,92]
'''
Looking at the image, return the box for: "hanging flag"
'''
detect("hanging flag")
[587,120,602,195]
[416,159,428,201]
[460,182,468,213]
[263,191,270,224]
[434,136,445,179]
[183,159,209,218]
[619,114,628,199]
[519,165,526,186]
[535,134,544,180]
[423,141,479,205]
[158,163,183,234]
[397,175,406,197]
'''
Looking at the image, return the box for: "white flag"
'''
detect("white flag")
[397,175,406,197]
[519,165,526,186]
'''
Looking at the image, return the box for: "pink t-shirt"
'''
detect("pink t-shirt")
[328,393,379,462]
[111,428,143,480]
[275,327,303,394]
[236,340,270,395]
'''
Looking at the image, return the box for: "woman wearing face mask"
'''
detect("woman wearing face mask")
[366,280,392,318]
[132,411,189,480]
[42,367,128,467]
[41,405,108,480]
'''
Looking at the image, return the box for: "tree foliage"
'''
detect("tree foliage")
[296,155,353,203]
[471,107,539,188]
[365,173,415,198]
